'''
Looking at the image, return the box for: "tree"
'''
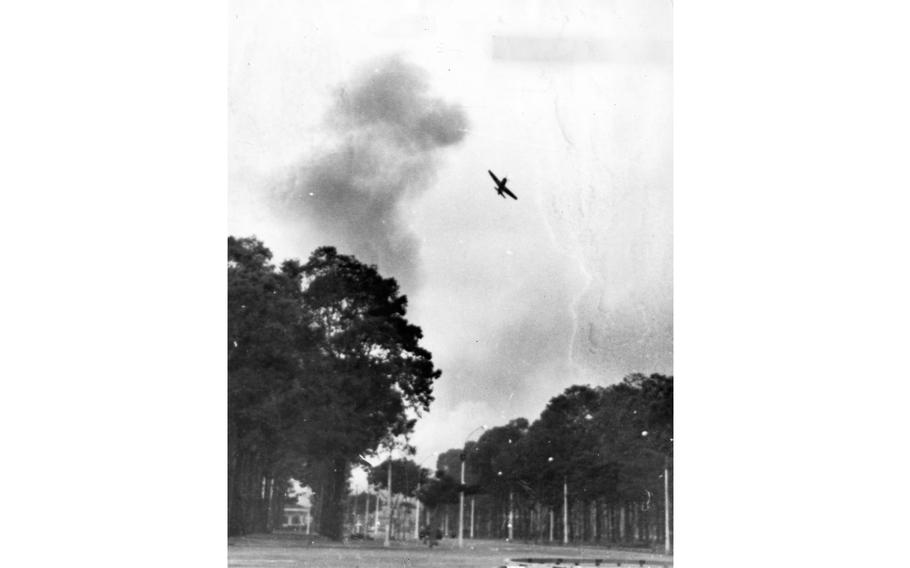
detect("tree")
[441,376,673,544]
[610,374,673,546]
[416,469,460,519]
[228,236,310,536]
[296,246,441,539]
[227,239,442,539]
[467,419,529,538]
[368,458,430,497]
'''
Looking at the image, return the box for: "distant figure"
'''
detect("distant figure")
[488,170,518,200]
[423,524,439,548]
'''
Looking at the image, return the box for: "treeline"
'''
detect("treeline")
[362,374,672,548]
[228,237,440,537]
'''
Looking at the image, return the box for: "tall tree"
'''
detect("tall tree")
[437,376,673,544]
[296,246,441,538]
[228,239,441,538]
[228,236,309,536]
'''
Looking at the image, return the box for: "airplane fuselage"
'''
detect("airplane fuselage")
[488,169,518,200]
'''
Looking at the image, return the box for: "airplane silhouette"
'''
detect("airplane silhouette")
[488,170,517,200]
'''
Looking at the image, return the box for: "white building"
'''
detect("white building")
[281,484,312,532]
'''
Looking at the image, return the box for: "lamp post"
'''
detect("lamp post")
[363,490,370,537]
[663,455,670,553]
[374,486,381,535]
[508,488,514,541]
[497,470,514,541]
[562,475,569,545]
[459,425,486,548]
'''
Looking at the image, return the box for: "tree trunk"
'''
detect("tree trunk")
[374,489,381,536]
[605,504,612,543]
[228,449,244,536]
[269,477,285,531]
[261,476,272,532]
[549,508,554,542]
[619,504,626,542]
[314,457,348,540]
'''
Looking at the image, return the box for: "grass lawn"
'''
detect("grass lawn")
[228,534,672,568]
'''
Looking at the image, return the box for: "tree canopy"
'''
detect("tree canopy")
[416,374,673,545]
[228,237,441,538]
[367,458,431,498]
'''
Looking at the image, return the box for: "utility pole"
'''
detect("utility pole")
[508,490,514,541]
[458,426,485,548]
[374,487,381,535]
[458,452,466,548]
[562,476,569,544]
[363,491,370,537]
[639,431,671,554]
[664,457,671,553]
[384,456,392,547]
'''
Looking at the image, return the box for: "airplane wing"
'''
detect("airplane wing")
[502,187,518,200]
[488,170,501,184]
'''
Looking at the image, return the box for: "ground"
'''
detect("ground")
[228,534,672,568]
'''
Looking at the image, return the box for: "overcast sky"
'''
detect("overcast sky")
[229,0,672,476]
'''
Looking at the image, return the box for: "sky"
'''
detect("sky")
[229,0,672,478]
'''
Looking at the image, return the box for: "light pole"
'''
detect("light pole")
[663,455,670,553]
[459,425,486,548]
[374,485,381,535]
[497,470,514,541]
[562,475,568,545]
[384,446,393,548]
[363,490,370,537]
[508,488,514,541]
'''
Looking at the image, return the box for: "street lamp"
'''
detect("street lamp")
[546,456,569,544]
[459,425,486,548]
[496,469,515,541]
[563,474,569,545]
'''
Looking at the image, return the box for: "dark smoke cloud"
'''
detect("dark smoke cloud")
[276,56,468,293]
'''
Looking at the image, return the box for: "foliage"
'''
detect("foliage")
[367,458,431,497]
[416,469,461,509]
[227,238,441,538]
[426,374,673,543]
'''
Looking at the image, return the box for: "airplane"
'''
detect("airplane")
[488,170,517,200]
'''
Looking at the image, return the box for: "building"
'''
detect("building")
[281,484,312,532]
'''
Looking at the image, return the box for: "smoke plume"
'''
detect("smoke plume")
[276,56,468,292]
